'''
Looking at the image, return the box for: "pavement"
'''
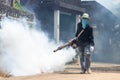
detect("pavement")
[0,62,120,80]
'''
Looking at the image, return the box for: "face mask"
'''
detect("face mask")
[81,19,88,29]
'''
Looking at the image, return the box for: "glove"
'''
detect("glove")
[90,45,94,52]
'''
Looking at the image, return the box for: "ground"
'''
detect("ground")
[0,62,120,80]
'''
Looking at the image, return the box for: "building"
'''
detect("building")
[24,0,120,63]
[25,0,85,43]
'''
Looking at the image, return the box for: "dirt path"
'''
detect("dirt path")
[0,63,120,80]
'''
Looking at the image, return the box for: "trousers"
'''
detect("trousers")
[77,43,91,71]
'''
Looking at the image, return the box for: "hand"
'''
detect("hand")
[71,43,77,49]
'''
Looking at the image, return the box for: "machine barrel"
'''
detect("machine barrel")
[53,38,75,52]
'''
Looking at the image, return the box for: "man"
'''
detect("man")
[75,13,94,74]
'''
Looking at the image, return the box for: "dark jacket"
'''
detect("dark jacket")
[75,22,94,46]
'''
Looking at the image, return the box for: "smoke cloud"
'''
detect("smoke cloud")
[82,0,120,63]
[90,0,120,63]
[0,18,76,76]
[96,0,120,17]
[94,0,120,63]
[82,0,120,18]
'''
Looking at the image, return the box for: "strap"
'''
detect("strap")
[77,29,84,38]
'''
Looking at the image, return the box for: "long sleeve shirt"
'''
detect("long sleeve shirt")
[75,22,94,46]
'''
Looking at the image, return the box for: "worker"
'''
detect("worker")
[75,13,95,74]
